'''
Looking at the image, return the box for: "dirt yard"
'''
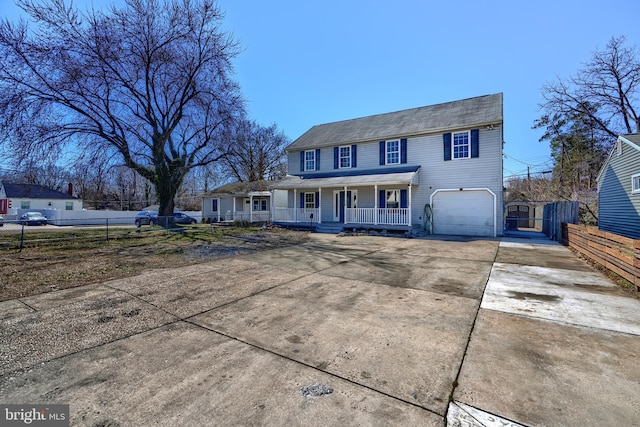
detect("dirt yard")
[0,227,309,301]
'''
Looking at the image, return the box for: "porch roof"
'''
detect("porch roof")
[270,166,420,190]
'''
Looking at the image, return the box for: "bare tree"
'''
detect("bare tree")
[221,120,289,182]
[540,36,640,145]
[0,0,244,218]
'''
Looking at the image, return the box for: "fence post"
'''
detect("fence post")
[106,218,109,242]
[19,223,25,252]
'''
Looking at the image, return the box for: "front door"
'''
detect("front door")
[333,190,357,222]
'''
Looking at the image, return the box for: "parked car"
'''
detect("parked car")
[134,210,158,227]
[0,215,3,227]
[173,212,197,224]
[20,212,48,225]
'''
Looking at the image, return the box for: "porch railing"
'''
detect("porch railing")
[274,208,319,223]
[274,207,409,225]
[346,208,410,225]
[230,211,271,222]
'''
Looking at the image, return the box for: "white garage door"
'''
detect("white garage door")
[432,189,495,237]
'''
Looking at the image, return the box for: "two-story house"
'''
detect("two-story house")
[270,93,504,237]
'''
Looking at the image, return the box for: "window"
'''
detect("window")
[21,201,30,209]
[632,173,640,194]
[305,192,316,209]
[65,202,74,211]
[339,146,351,168]
[253,198,268,211]
[304,150,316,171]
[453,131,470,158]
[386,190,400,209]
[386,140,400,165]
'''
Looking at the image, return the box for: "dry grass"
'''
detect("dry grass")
[0,225,309,301]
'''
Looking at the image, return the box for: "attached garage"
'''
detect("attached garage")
[430,189,496,237]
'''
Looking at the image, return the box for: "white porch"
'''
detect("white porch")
[270,167,420,229]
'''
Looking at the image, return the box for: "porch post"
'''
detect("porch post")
[374,184,378,225]
[270,191,274,223]
[249,194,253,223]
[343,185,347,224]
[233,197,236,221]
[293,189,297,222]
[407,184,412,226]
[217,198,220,222]
[318,187,322,223]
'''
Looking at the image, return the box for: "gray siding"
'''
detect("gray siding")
[598,144,640,239]
[284,126,503,234]
[411,127,504,231]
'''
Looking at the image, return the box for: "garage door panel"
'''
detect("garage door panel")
[432,190,494,237]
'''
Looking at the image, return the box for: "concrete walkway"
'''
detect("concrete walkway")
[0,233,638,426]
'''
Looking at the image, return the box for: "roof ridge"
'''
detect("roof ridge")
[308,93,503,129]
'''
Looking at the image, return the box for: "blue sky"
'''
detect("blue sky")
[3,0,640,179]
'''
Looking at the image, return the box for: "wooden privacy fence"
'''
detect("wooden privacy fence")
[562,223,640,291]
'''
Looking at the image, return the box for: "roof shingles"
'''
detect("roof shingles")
[287,93,503,151]
[3,183,77,200]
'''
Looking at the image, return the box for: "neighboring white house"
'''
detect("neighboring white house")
[202,180,285,223]
[0,182,82,217]
[270,93,504,237]
[596,133,640,240]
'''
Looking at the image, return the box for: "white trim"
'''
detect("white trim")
[338,145,352,168]
[632,173,640,194]
[452,130,471,159]
[385,140,400,165]
[304,192,316,209]
[597,135,640,184]
[304,149,316,171]
[429,188,497,237]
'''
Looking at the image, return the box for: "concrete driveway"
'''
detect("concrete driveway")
[1,233,639,426]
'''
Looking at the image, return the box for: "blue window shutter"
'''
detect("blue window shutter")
[212,199,218,212]
[471,129,479,158]
[351,145,357,167]
[400,189,408,208]
[299,192,304,208]
[443,133,452,161]
[315,191,319,208]
[379,190,386,208]
[334,147,339,169]
[401,138,407,164]
[315,148,321,170]
[379,141,385,165]
[300,151,305,171]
